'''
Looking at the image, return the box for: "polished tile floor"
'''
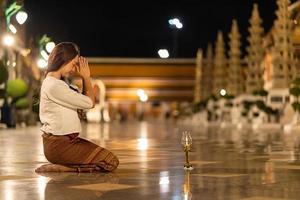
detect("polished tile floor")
[1,121,300,199]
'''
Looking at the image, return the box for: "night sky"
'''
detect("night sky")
[24,0,288,58]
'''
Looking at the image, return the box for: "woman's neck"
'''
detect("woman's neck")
[47,72,69,83]
[47,71,62,79]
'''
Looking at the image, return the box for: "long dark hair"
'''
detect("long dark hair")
[45,42,80,76]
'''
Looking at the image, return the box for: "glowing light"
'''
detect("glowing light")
[140,94,148,102]
[136,89,145,97]
[158,49,169,58]
[20,49,31,57]
[37,176,48,200]
[159,177,170,185]
[159,171,170,193]
[4,181,14,200]
[16,11,28,25]
[220,89,227,96]
[45,42,55,53]
[40,50,49,60]
[37,59,47,69]
[8,24,17,34]
[137,138,148,150]
[176,22,183,29]
[294,19,298,25]
[168,18,183,29]
[3,34,15,46]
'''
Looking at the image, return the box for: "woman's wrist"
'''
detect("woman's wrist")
[82,75,90,80]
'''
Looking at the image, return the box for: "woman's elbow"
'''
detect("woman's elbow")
[88,98,95,109]
[91,102,95,109]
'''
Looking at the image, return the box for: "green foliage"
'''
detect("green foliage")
[292,77,300,86]
[289,87,300,97]
[193,100,208,113]
[252,90,258,96]
[255,100,278,116]
[260,90,268,97]
[271,108,279,115]
[241,111,248,117]
[5,2,22,25]
[241,100,254,117]
[39,34,51,48]
[289,77,300,112]
[223,94,235,99]
[253,89,268,97]
[193,102,201,113]
[15,97,30,109]
[209,94,218,102]
[225,102,233,107]
[292,102,300,112]
[264,106,273,114]
[6,79,28,98]
[242,100,254,110]
[256,100,265,110]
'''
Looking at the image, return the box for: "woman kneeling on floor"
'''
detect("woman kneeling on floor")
[36,42,119,173]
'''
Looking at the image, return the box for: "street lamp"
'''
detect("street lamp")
[37,58,47,69]
[45,42,55,53]
[16,11,28,25]
[168,17,183,57]
[140,94,148,102]
[8,24,17,34]
[220,89,227,97]
[169,18,183,29]
[38,35,55,70]
[137,89,145,97]
[158,49,169,58]
[3,34,15,47]
[40,50,49,60]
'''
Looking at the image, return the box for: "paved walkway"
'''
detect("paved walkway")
[0,121,300,199]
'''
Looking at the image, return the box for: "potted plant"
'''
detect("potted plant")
[2,78,29,127]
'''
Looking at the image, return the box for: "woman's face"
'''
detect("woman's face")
[60,55,79,78]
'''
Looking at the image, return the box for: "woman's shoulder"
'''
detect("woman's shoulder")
[43,76,67,85]
[42,76,68,92]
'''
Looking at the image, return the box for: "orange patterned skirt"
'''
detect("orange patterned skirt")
[42,132,119,172]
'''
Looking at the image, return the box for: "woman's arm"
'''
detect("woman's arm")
[46,81,93,110]
[77,57,95,108]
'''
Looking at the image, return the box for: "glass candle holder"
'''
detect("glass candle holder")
[181,131,193,170]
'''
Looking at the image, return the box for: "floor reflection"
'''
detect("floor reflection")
[41,173,119,200]
[3,181,14,200]
[182,171,192,200]
[84,123,110,147]
[4,121,300,199]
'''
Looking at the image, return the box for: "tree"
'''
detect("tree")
[1,78,29,127]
